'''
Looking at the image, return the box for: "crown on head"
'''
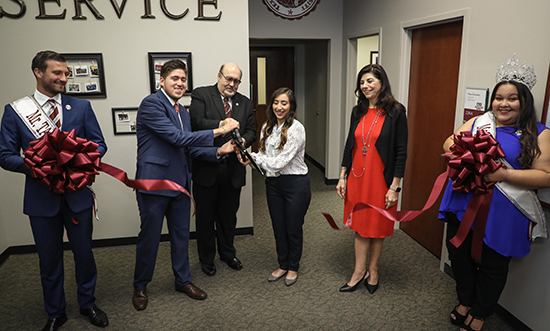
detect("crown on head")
[495,54,537,90]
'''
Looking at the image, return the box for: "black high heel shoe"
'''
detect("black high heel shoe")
[339,271,367,292]
[365,272,379,294]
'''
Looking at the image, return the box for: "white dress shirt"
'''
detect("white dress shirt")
[34,89,63,126]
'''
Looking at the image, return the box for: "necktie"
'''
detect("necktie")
[174,103,183,130]
[223,98,231,118]
[48,99,61,128]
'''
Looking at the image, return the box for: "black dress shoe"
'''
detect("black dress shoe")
[221,257,243,270]
[201,263,216,276]
[80,304,109,327]
[42,314,67,331]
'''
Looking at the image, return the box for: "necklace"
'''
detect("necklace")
[352,109,382,178]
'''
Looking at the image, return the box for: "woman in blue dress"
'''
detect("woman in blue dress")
[439,57,550,331]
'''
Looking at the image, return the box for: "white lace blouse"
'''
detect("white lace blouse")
[251,120,308,177]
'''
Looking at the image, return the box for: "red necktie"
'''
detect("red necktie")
[174,103,184,130]
[48,99,61,128]
[223,98,231,118]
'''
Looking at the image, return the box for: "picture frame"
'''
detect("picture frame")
[370,51,379,65]
[148,52,193,94]
[62,53,106,98]
[112,107,138,135]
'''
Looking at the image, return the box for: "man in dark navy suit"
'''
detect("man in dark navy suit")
[0,51,108,331]
[190,63,256,276]
[132,59,239,311]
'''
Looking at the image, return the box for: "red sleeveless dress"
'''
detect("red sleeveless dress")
[344,109,395,238]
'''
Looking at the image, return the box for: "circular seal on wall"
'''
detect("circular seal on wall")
[262,0,321,21]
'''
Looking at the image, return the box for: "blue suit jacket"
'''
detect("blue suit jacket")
[0,94,107,217]
[135,90,218,197]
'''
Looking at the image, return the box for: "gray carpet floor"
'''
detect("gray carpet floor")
[0,161,515,331]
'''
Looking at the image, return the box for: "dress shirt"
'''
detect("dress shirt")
[160,88,184,130]
[251,120,308,177]
[34,89,63,126]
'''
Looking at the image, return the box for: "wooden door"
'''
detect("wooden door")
[249,46,295,152]
[400,20,463,257]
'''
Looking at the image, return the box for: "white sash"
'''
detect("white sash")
[474,112,548,240]
[10,95,57,139]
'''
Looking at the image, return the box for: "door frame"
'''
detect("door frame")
[345,28,382,145]
[397,9,471,271]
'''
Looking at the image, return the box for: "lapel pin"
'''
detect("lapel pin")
[236,103,239,107]
[65,105,71,110]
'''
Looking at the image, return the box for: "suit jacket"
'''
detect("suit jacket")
[135,90,218,197]
[189,84,256,188]
[341,105,408,187]
[0,94,107,217]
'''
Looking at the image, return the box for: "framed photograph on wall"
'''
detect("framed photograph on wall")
[62,53,106,98]
[112,107,138,135]
[370,51,379,65]
[148,52,193,94]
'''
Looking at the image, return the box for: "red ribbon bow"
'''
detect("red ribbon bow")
[23,128,100,194]
[446,130,505,195]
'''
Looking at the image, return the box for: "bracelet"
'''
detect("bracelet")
[222,126,226,134]
[339,176,346,179]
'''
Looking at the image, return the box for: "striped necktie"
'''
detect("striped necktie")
[48,99,61,128]
[223,98,231,118]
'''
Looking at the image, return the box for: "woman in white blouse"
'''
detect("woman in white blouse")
[241,87,311,286]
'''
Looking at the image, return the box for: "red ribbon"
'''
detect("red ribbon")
[323,130,505,263]
[24,129,195,212]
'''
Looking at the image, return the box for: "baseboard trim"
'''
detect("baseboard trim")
[442,263,532,331]
[0,227,254,266]
[304,153,338,185]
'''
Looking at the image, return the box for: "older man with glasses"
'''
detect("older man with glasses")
[189,63,256,277]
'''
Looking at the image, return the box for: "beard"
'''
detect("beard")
[222,86,236,98]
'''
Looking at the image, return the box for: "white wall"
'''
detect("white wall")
[249,0,345,179]
[342,0,550,329]
[357,35,379,73]
[0,1,252,248]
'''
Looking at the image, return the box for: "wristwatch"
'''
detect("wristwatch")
[390,185,401,192]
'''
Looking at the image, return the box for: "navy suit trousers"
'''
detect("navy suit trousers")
[30,206,96,318]
[134,192,191,290]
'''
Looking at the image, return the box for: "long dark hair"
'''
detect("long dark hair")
[353,64,405,119]
[259,87,297,152]
[487,80,540,168]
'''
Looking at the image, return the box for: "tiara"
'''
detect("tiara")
[495,54,537,90]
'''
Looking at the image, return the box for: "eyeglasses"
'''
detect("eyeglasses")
[219,71,241,85]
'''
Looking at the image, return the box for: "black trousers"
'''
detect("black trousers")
[266,174,311,272]
[445,212,512,318]
[193,163,241,265]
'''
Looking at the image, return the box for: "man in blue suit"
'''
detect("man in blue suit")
[0,51,108,331]
[132,59,239,311]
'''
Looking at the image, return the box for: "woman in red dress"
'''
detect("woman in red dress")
[337,64,408,293]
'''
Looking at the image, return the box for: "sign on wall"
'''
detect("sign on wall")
[262,0,320,20]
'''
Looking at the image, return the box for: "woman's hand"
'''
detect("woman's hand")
[236,150,252,166]
[483,166,507,183]
[336,178,346,199]
[385,188,398,209]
